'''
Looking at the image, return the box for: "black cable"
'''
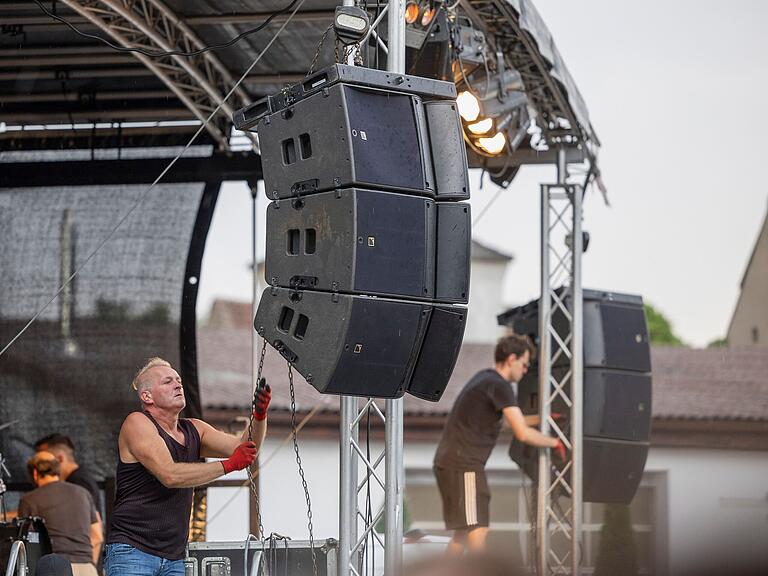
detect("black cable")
[32,0,300,58]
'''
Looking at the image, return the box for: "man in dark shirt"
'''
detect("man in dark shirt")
[433,334,565,554]
[105,357,271,576]
[19,452,102,576]
[34,434,101,513]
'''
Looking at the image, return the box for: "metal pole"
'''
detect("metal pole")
[250,184,261,538]
[537,182,552,576]
[385,0,406,573]
[339,396,358,576]
[570,168,584,576]
[339,3,360,573]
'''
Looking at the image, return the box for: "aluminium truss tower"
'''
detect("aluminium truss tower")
[338,1,406,576]
[536,149,584,576]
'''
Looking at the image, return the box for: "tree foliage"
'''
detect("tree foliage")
[644,303,684,346]
[594,504,639,576]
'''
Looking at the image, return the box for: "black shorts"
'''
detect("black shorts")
[433,466,490,531]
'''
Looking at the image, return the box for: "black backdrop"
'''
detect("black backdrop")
[0,181,208,483]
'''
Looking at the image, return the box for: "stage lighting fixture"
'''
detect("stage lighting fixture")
[334,6,370,44]
[456,91,480,122]
[421,6,437,27]
[467,117,493,135]
[405,1,420,24]
[477,132,506,155]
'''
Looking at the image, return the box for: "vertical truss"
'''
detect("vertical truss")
[339,2,405,576]
[340,398,388,576]
[58,0,255,150]
[537,152,583,575]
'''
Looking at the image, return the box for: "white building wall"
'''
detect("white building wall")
[465,260,508,344]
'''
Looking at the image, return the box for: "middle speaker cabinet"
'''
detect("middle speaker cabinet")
[265,188,470,303]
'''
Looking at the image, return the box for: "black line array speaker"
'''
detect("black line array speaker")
[254,287,465,399]
[265,189,469,303]
[251,66,469,200]
[244,64,470,401]
[500,289,652,504]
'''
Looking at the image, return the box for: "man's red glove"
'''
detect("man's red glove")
[221,441,257,474]
[553,439,567,462]
[253,378,271,421]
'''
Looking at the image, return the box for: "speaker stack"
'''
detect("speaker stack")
[498,289,652,504]
[235,64,470,400]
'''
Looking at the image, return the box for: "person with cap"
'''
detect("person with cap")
[105,357,271,576]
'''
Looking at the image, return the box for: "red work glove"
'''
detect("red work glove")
[552,439,567,462]
[252,378,271,421]
[221,441,257,474]
[551,412,565,421]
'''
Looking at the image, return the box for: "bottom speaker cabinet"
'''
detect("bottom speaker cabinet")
[254,287,466,399]
[508,437,649,504]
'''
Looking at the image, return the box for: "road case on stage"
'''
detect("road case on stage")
[185,538,338,576]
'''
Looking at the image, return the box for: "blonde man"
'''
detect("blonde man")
[104,357,271,576]
[19,452,102,576]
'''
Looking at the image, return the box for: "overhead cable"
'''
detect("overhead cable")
[32,0,300,58]
[0,0,308,360]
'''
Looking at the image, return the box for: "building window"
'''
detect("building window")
[406,468,667,575]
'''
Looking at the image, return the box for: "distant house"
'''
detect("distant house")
[728,201,768,346]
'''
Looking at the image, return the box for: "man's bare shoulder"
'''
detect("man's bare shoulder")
[120,412,153,436]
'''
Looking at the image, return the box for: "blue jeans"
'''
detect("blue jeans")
[105,543,185,576]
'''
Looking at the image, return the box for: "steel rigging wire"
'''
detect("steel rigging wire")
[0,0,308,360]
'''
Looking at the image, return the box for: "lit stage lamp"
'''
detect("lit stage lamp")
[405,1,420,24]
[421,6,437,27]
[457,90,480,122]
[467,117,493,135]
[477,132,506,155]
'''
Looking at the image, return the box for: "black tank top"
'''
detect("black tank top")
[107,412,201,560]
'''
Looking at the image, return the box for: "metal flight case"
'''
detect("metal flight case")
[185,538,338,576]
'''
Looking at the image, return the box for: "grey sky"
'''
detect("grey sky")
[198,0,768,348]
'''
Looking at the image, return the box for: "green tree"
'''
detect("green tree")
[644,303,684,346]
[594,504,638,576]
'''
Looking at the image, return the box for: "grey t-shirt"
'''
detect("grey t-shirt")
[18,481,97,564]
[434,369,517,471]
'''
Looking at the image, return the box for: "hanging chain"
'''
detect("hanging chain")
[288,362,318,576]
[247,339,268,539]
[306,23,334,77]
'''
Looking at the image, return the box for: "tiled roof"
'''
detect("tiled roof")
[198,327,768,422]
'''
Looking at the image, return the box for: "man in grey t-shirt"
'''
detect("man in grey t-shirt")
[18,452,102,576]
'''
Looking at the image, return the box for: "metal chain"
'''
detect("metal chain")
[247,339,268,539]
[306,23,334,78]
[288,362,318,576]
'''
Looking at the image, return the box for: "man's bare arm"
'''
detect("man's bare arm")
[120,413,228,488]
[502,406,558,448]
[90,520,103,564]
[190,418,266,459]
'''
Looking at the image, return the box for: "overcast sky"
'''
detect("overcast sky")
[198,0,768,348]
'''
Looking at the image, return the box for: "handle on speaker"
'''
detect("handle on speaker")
[273,339,298,363]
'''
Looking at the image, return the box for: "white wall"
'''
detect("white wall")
[465,260,508,344]
[646,447,768,575]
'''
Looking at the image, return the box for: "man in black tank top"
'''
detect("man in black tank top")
[105,357,271,576]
